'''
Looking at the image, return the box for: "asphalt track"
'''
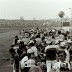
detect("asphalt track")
[0,30,19,60]
[0,65,13,72]
[0,30,19,72]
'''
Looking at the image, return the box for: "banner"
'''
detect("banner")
[63,22,70,26]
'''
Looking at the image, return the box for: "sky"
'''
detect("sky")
[0,0,72,20]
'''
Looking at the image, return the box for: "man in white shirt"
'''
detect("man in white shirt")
[27,40,38,57]
[20,47,36,72]
[19,56,28,69]
[52,51,70,72]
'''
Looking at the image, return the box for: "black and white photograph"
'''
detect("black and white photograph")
[0,0,72,72]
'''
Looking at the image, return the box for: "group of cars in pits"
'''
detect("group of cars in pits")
[9,27,72,72]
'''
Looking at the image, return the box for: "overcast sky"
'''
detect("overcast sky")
[0,0,72,20]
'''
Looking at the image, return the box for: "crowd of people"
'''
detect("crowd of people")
[9,27,72,72]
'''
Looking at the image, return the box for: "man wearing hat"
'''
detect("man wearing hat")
[27,40,38,57]
[52,51,71,72]
[59,42,70,63]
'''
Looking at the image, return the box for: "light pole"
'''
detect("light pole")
[69,8,72,32]
[69,8,72,22]
[58,11,65,28]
